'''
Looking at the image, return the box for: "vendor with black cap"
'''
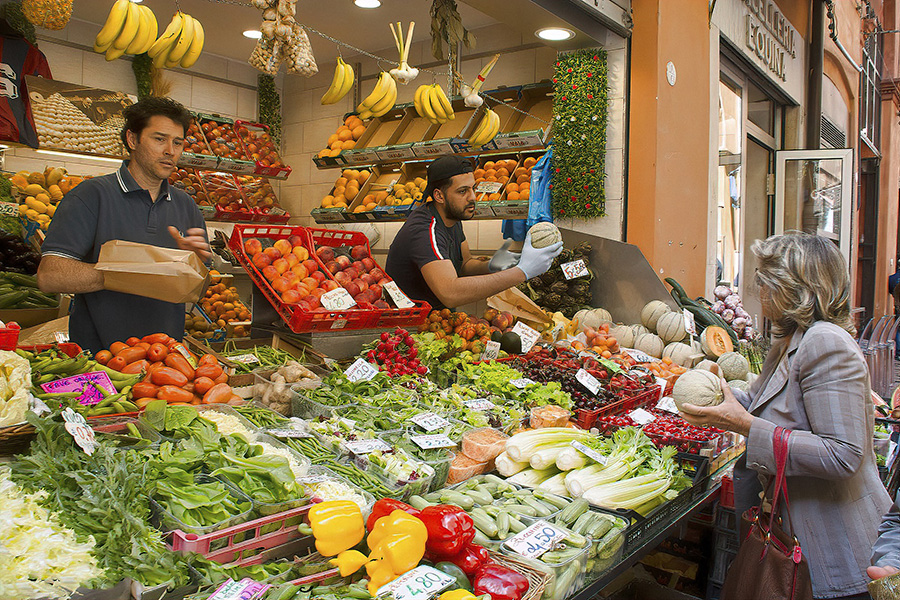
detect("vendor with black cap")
[385,155,562,310]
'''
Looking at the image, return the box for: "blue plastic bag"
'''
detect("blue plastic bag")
[502,145,553,240]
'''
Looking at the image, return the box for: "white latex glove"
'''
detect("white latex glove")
[516,232,563,280]
[489,240,522,272]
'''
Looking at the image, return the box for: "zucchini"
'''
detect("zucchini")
[558,498,589,525]
[0,290,27,308]
[2,272,38,288]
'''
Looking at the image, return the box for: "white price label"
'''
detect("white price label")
[575,368,602,395]
[62,408,98,455]
[376,565,456,600]
[683,309,697,335]
[411,434,456,450]
[411,412,449,432]
[340,418,357,429]
[503,520,568,559]
[561,259,589,280]
[345,438,391,455]
[511,321,541,353]
[345,358,379,382]
[464,399,495,411]
[0,202,19,216]
[321,287,357,311]
[383,281,415,309]
[656,377,668,401]
[510,378,536,389]
[265,428,311,438]
[655,396,680,415]
[571,440,607,466]
[628,408,657,426]
[474,181,503,194]
[623,348,660,363]
[54,332,69,343]
[481,340,501,361]
[229,353,260,365]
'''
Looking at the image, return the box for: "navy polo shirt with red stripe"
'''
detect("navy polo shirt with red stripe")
[385,202,465,310]
[41,161,205,354]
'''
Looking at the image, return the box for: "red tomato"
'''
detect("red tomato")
[132,382,159,399]
[95,350,113,365]
[116,347,147,364]
[193,376,215,396]
[158,385,195,404]
[121,360,149,375]
[147,343,169,362]
[150,367,189,387]
[165,353,195,381]
[126,337,141,346]
[107,356,127,372]
[202,383,233,404]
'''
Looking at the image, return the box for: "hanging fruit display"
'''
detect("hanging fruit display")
[413,83,454,125]
[388,22,418,84]
[93,0,158,62]
[321,58,355,105]
[147,10,205,69]
[467,108,500,148]
[21,0,72,30]
[357,72,397,120]
[248,0,317,76]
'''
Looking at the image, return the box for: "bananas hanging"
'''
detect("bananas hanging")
[94,1,204,69]
[356,71,397,120]
[468,108,500,148]
[321,58,354,105]
[413,84,455,125]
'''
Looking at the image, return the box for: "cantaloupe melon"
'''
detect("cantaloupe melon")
[673,369,724,410]
[528,222,562,249]
[746,372,757,385]
[696,359,719,374]
[641,300,670,332]
[609,324,634,349]
[634,333,664,359]
[574,308,611,330]
[630,324,650,338]
[700,326,733,358]
[657,311,688,344]
[729,379,751,392]
[717,352,750,381]
[663,342,697,367]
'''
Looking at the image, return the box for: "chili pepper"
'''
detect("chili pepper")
[367,498,421,532]
[365,510,428,595]
[306,500,365,557]
[472,563,530,600]
[418,505,476,558]
[447,543,491,576]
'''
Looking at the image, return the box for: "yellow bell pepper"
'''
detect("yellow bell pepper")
[329,549,370,577]
[306,500,365,557]
[438,591,477,600]
[364,510,428,595]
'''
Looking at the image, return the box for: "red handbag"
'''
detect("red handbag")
[721,426,813,600]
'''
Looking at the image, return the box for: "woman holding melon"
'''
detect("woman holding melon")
[678,232,890,600]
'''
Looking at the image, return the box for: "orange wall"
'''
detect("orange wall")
[627,0,712,298]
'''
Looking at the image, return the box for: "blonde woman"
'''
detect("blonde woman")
[680,232,890,600]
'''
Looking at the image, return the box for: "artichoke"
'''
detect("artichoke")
[569,281,591,297]
[543,293,562,310]
[550,281,569,295]
[559,249,574,264]
[540,270,557,286]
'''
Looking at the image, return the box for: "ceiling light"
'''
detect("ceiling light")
[536,27,575,41]
[354,0,381,8]
[36,150,124,164]
[243,29,262,39]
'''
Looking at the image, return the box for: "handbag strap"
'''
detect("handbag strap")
[766,426,799,540]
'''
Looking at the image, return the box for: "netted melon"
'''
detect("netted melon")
[717,352,750,381]
[673,369,724,410]
[641,300,670,332]
[696,359,719,374]
[609,324,634,348]
[634,333,664,359]
[630,324,649,338]
[663,342,696,367]
[700,326,733,358]
[528,222,562,249]
[657,311,688,344]
[729,379,750,392]
[574,308,612,330]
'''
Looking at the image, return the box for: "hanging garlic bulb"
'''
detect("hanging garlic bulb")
[389,21,419,84]
[463,53,500,108]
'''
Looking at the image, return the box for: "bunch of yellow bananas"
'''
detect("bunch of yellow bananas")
[93,0,157,61]
[468,108,500,147]
[321,58,355,105]
[413,84,455,125]
[147,11,205,69]
[356,72,397,120]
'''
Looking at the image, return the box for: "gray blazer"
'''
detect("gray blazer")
[872,491,900,569]
[730,321,891,599]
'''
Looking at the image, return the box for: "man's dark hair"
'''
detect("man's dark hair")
[430,177,454,201]
[120,96,192,152]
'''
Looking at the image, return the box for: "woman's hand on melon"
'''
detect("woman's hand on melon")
[868,566,900,581]
[679,380,754,437]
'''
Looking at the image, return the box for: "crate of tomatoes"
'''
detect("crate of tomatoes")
[94,333,241,409]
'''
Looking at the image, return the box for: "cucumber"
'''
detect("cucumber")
[0,290,27,308]
[558,498,589,525]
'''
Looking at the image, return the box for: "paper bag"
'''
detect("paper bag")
[487,286,551,330]
[94,240,209,303]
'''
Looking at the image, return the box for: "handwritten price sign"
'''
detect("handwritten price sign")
[504,520,568,559]
[345,358,379,382]
[561,259,589,280]
[411,412,449,432]
[377,565,456,600]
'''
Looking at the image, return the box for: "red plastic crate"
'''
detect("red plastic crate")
[0,328,20,350]
[169,503,313,566]
[719,474,734,509]
[573,385,660,430]
[234,120,292,179]
[228,224,379,333]
[18,343,82,357]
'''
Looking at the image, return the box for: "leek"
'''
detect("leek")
[508,467,559,488]
[505,428,592,463]
[495,451,528,477]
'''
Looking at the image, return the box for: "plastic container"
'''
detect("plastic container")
[379,430,455,492]
[446,452,491,485]
[529,406,571,429]
[461,427,509,462]
[196,404,260,441]
[234,120,292,179]
[90,417,162,450]
[299,465,375,516]
[341,447,435,501]
[0,327,20,350]
[291,390,354,421]
[499,528,591,600]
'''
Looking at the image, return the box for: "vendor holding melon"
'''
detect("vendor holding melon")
[675,232,890,600]
[385,155,562,310]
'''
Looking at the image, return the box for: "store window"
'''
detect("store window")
[716,79,742,288]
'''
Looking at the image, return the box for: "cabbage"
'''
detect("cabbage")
[0,466,101,599]
[0,350,32,427]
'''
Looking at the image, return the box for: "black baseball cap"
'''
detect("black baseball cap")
[424,155,474,201]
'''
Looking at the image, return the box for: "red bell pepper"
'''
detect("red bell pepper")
[447,543,491,576]
[365,498,420,532]
[418,505,475,558]
[472,563,530,600]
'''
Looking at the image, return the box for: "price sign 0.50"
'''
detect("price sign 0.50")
[504,520,568,559]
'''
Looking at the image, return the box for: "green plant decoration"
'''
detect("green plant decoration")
[257,73,281,147]
[1,2,36,45]
[551,49,608,219]
[430,0,474,61]
[132,53,152,100]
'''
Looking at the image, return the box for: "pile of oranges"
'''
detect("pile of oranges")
[570,322,620,358]
[505,156,538,202]
[321,169,370,209]
[193,270,252,338]
[473,158,517,202]
[318,115,366,159]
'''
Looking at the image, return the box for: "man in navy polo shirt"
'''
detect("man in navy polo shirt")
[37,97,210,353]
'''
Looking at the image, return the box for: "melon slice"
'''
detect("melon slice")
[700,326,733,358]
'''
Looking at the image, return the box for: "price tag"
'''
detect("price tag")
[53,332,69,343]
[683,309,697,335]
[561,259,589,280]
[628,408,657,426]
[340,418,357,429]
[345,358,379,382]
[264,428,312,439]
[383,281,415,309]
[655,396,680,415]
[474,181,503,194]
[503,520,568,559]
[376,565,456,600]
[62,408,98,455]
[0,201,19,217]
[655,377,668,401]
[510,378,536,389]
[321,287,357,310]
[229,353,260,365]
[411,412,449,432]
[575,368,602,395]
[345,438,391,455]
[623,348,660,363]
[206,578,271,600]
[571,440,607,466]
[464,399,495,411]
[411,434,456,449]
[42,372,117,407]
[481,340,501,361]
[511,321,541,353]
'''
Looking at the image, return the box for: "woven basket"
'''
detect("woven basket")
[489,550,552,600]
[0,421,35,455]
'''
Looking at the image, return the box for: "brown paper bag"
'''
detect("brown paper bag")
[487,287,551,330]
[94,240,209,303]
